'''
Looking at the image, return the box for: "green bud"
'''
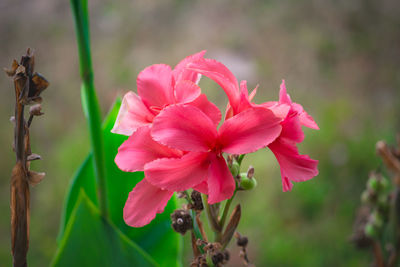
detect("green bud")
[229,161,240,177]
[361,191,370,204]
[372,211,384,228]
[377,194,389,207]
[368,177,379,191]
[240,173,257,190]
[379,177,389,190]
[364,222,378,239]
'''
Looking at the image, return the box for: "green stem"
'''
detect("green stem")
[189,210,204,254]
[203,195,221,236]
[219,191,237,231]
[70,0,108,218]
[237,154,245,165]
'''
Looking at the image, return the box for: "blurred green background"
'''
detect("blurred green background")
[1,0,399,266]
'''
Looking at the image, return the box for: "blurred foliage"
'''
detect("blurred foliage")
[52,191,157,267]
[0,0,399,266]
[55,99,181,266]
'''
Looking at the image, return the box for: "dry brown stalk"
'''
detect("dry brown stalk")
[5,49,48,267]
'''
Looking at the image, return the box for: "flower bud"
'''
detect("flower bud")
[240,173,257,190]
[229,161,240,177]
[368,178,378,192]
[364,222,378,239]
[379,177,389,190]
[371,211,384,228]
[361,191,370,204]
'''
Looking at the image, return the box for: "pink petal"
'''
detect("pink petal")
[145,152,210,192]
[268,139,318,191]
[237,80,253,113]
[260,102,290,120]
[278,81,319,130]
[292,103,319,130]
[115,126,182,172]
[173,50,206,84]
[188,58,240,112]
[279,80,292,105]
[174,80,201,104]
[193,181,208,194]
[279,111,305,143]
[111,92,154,136]
[207,153,235,204]
[152,105,218,152]
[189,94,222,127]
[248,85,258,101]
[137,64,175,109]
[282,177,294,192]
[219,107,282,154]
[240,80,249,98]
[124,179,173,227]
[224,102,234,120]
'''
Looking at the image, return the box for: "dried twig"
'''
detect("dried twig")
[235,232,254,267]
[5,49,48,267]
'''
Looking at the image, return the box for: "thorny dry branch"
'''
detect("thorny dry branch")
[5,49,49,267]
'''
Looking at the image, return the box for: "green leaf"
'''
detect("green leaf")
[52,191,157,267]
[57,154,97,239]
[57,99,182,266]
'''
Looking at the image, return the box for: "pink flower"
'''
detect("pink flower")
[115,93,221,226]
[114,52,223,227]
[111,51,220,135]
[115,126,180,227]
[267,81,319,191]
[124,179,173,227]
[117,104,282,226]
[188,59,319,191]
[146,104,282,204]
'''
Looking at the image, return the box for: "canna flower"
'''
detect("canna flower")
[111,51,220,136]
[145,104,282,204]
[188,59,319,191]
[267,81,319,191]
[115,126,179,227]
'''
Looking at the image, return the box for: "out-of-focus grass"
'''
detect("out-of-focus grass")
[0,0,399,266]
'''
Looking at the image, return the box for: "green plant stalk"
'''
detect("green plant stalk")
[70,0,108,217]
[219,191,237,231]
[219,155,243,231]
[190,210,205,254]
[203,195,221,236]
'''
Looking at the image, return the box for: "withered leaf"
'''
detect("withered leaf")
[220,204,241,247]
[27,154,41,161]
[4,59,19,76]
[28,171,45,186]
[29,104,43,116]
[30,72,49,98]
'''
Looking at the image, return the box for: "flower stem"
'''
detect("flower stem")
[203,195,222,236]
[189,210,204,254]
[70,0,108,218]
[219,191,237,231]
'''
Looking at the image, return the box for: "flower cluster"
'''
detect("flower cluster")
[112,51,319,227]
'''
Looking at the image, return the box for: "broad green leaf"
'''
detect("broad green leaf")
[52,191,157,267]
[58,154,96,240]
[57,99,182,266]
